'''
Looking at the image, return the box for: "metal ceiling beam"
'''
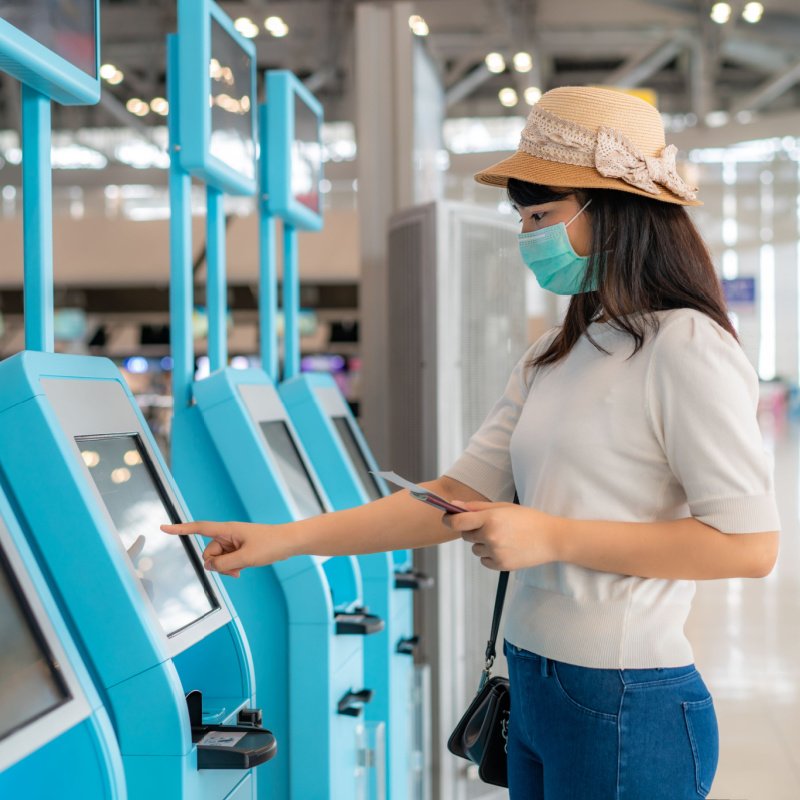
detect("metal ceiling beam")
[729,58,800,115]
[721,36,792,76]
[602,34,687,88]
[445,63,494,108]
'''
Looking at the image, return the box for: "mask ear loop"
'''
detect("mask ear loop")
[565,198,592,228]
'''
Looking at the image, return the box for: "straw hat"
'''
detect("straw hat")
[475,86,700,206]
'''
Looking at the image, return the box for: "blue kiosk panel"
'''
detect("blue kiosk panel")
[262,69,419,800]
[0,352,274,799]
[0,487,126,798]
[173,366,379,800]
[279,374,420,800]
[177,0,256,196]
[0,0,100,105]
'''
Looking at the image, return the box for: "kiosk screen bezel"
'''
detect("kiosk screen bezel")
[76,433,220,638]
[258,420,326,519]
[177,0,257,195]
[0,509,90,773]
[263,70,324,231]
[0,545,71,743]
[331,416,383,502]
[0,0,100,105]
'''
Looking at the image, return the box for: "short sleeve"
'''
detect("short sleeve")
[443,330,556,502]
[647,310,780,534]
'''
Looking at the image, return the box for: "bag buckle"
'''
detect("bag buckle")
[478,655,494,691]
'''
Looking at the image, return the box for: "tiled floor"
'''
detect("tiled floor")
[686,413,800,800]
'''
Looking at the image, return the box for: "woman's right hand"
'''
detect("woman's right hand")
[160,521,296,578]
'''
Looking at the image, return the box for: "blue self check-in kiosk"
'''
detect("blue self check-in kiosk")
[0,4,276,798]
[0,484,127,799]
[168,3,384,799]
[264,70,431,800]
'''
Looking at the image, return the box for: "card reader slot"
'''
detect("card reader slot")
[334,610,384,635]
[394,569,434,591]
[337,688,373,717]
[186,691,277,770]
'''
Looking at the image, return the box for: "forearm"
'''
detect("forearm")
[290,476,486,557]
[554,515,779,580]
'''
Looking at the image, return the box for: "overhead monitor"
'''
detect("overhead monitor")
[177,0,257,195]
[76,434,218,637]
[264,70,324,231]
[0,546,70,744]
[258,421,325,519]
[0,0,100,105]
[331,416,383,502]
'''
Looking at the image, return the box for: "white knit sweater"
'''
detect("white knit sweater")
[445,308,780,669]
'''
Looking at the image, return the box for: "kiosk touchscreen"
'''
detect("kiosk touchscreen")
[265,70,427,800]
[0,486,126,798]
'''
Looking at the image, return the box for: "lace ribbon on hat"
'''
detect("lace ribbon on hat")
[518,107,698,201]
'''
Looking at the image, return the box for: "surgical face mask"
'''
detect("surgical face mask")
[518,199,595,295]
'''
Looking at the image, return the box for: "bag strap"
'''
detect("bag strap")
[483,571,509,670]
[478,492,517,688]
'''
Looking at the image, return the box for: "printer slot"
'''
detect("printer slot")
[334,609,384,635]
[394,569,434,591]
[337,688,373,717]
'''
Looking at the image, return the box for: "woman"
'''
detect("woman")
[163,86,780,799]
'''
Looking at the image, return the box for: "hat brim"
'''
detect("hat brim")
[475,150,702,207]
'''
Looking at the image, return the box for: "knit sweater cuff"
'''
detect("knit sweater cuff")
[691,493,781,533]
[444,452,516,503]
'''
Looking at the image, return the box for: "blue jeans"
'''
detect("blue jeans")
[504,641,719,799]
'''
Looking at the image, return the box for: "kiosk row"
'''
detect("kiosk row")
[0,1,429,798]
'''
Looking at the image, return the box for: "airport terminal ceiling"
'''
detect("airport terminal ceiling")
[3,0,800,132]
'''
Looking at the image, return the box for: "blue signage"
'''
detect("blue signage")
[722,277,756,306]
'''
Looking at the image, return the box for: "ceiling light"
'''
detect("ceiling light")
[265,16,289,37]
[107,69,124,85]
[408,15,429,36]
[234,17,259,38]
[524,86,542,105]
[498,87,518,107]
[126,98,149,117]
[513,52,533,73]
[150,97,169,116]
[99,63,117,81]
[710,2,732,23]
[742,1,764,22]
[704,110,730,127]
[485,52,506,74]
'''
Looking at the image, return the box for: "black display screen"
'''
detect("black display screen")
[77,435,218,637]
[292,93,321,213]
[1,0,97,78]
[0,538,70,743]
[332,416,383,502]
[209,17,255,180]
[259,421,325,519]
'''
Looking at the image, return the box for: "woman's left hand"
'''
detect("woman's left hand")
[441,501,561,570]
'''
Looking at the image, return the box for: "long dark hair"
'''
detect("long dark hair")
[507,178,737,367]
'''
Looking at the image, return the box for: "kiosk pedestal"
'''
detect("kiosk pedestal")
[0,353,276,799]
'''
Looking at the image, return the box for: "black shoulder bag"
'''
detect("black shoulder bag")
[446,568,511,787]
